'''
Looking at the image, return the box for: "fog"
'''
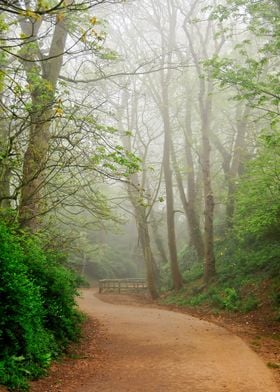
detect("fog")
[0,0,277,297]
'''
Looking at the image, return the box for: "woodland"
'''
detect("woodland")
[0,0,279,389]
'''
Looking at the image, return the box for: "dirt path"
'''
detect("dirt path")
[77,289,279,392]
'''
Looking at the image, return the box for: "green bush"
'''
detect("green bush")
[22,238,83,345]
[188,293,208,307]
[0,222,82,390]
[211,287,240,311]
[241,295,259,313]
[182,263,203,283]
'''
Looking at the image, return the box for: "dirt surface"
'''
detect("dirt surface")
[76,289,278,392]
[28,317,107,392]
[3,289,278,392]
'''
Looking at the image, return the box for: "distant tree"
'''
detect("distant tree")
[117,90,159,299]
[179,0,226,283]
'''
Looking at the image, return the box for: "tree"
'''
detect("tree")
[179,0,225,282]
[145,0,183,290]
[0,0,123,231]
[117,90,159,298]
[18,7,70,230]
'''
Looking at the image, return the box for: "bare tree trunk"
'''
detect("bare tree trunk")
[181,11,224,283]
[149,209,169,265]
[199,83,216,283]
[184,97,204,259]
[118,95,159,299]
[0,50,11,208]
[19,109,53,230]
[171,141,204,261]
[211,104,249,228]
[157,2,183,290]
[19,14,68,231]
[226,106,249,226]
[125,173,159,299]
[162,102,183,290]
[0,119,11,208]
[0,166,11,209]
[136,204,159,299]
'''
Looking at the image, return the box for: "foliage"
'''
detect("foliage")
[169,0,279,317]
[206,0,280,129]
[234,133,280,240]
[160,247,203,291]
[162,221,279,314]
[178,245,201,269]
[22,237,83,345]
[0,222,82,390]
[93,144,142,177]
[159,262,172,292]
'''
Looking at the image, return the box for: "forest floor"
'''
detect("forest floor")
[22,288,280,392]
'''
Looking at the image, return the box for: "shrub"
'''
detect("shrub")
[0,224,54,389]
[0,222,82,390]
[188,293,208,307]
[211,288,240,311]
[241,295,259,313]
[21,238,83,346]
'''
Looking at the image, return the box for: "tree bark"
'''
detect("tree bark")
[18,13,68,230]
[211,104,249,228]
[226,106,249,226]
[161,97,183,290]
[125,172,159,299]
[199,84,216,283]
[171,140,204,261]
[149,209,169,265]
[118,95,159,299]
[0,115,11,208]
[181,13,221,283]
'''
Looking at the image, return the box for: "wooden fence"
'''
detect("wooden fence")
[98,278,147,294]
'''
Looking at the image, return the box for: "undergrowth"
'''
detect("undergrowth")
[161,238,280,317]
[0,222,83,390]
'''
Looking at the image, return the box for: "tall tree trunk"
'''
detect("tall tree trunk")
[182,14,221,283]
[199,83,216,283]
[18,13,68,231]
[226,106,249,226]
[0,166,11,209]
[118,98,159,299]
[184,96,204,259]
[19,108,53,230]
[211,104,249,228]
[160,4,183,290]
[0,38,11,209]
[136,204,159,299]
[171,140,204,261]
[0,116,11,208]
[125,174,159,299]
[162,101,183,290]
[149,209,169,265]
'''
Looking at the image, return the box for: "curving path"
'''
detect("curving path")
[77,289,279,392]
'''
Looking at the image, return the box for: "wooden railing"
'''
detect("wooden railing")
[98,278,147,294]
